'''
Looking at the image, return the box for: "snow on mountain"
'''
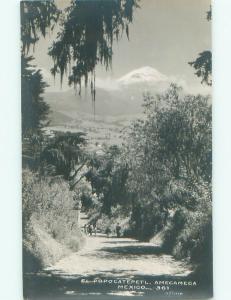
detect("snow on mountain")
[117,66,168,86]
[45,66,170,119]
[44,66,171,146]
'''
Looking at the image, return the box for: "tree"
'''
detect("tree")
[189,7,212,85]
[40,131,87,180]
[21,55,50,137]
[21,0,60,138]
[127,85,212,187]
[49,0,139,100]
[189,51,212,86]
[123,85,212,239]
[21,0,60,54]
[85,145,130,214]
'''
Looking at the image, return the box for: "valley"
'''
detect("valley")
[44,66,170,149]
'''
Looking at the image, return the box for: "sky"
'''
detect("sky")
[32,0,211,93]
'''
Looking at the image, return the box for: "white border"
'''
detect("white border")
[0,1,22,300]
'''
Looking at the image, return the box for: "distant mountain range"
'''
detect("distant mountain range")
[44,67,170,147]
[45,66,170,119]
[118,66,168,86]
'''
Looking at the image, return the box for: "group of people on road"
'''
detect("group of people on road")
[106,223,121,238]
[84,222,122,238]
[84,223,97,236]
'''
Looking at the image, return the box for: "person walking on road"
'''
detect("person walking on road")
[88,224,93,236]
[84,224,88,234]
[93,224,97,236]
[116,223,121,238]
[105,227,111,238]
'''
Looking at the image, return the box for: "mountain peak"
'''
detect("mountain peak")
[118,66,168,85]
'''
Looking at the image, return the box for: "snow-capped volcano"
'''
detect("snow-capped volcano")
[45,66,171,122]
[118,66,168,86]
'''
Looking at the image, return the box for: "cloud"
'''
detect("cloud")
[95,77,120,91]
[169,75,212,96]
[40,65,212,96]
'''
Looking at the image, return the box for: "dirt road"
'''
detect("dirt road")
[24,215,212,299]
[48,236,191,279]
[48,212,191,278]
[28,213,190,298]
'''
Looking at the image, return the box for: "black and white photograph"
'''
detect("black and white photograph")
[21,0,212,299]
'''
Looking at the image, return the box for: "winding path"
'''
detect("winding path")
[38,212,193,298]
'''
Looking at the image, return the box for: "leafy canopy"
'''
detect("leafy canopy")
[49,0,139,100]
[21,1,60,139]
[21,0,60,54]
[189,51,212,86]
[189,7,212,85]
[21,55,50,137]
[40,131,87,179]
[125,85,212,206]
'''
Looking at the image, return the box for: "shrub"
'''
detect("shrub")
[23,218,70,272]
[22,169,85,270]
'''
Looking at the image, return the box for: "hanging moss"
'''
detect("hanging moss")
[48,0,139,101]
[21,0,61,54]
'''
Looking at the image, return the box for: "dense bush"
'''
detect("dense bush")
[82,86,212,264]
[23,219,70,272]
[23,169,84,270]
[85,145,131,215]
[121,85,212,279]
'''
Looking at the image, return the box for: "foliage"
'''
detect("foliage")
[21,0,60,54]
[207,6,212,21]
[23,169,73,229]
[81,85,212,248]
[85,145,130,214]
[179,181,212,259]
[23,220,70,272]
[189,8,212,85]
[74,177,94,210]
[22,169,38,229]
[21,1,60,139]
[21,55,50,137]
[93,205,131,237]
[189,51,212,86]
[162,180,212,253]
[125,85,211,191]
[49,0,139,99]
[122,85,212,240]
[23,169,84,249]
[129,200,166,241]
[162,182,212,286]
[40,131,88,180]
